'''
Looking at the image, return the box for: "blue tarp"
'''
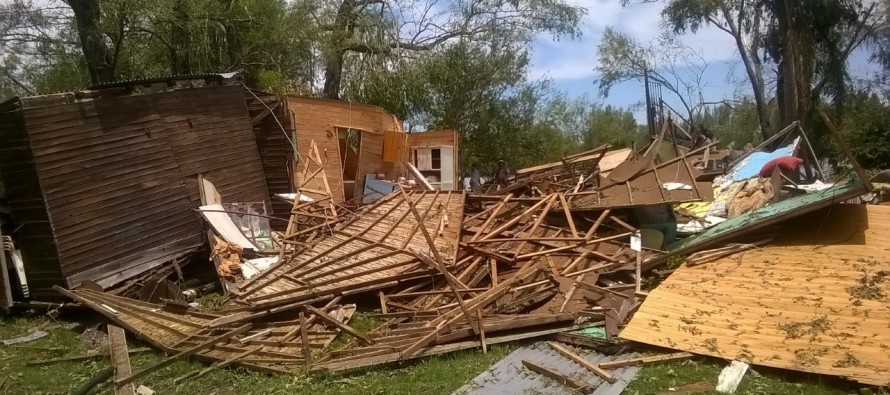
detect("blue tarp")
[728,143,796,181]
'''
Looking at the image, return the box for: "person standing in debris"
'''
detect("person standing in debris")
[633,204,677,247]
[691,125,713,150]
[469,165,482,192]
[495,160,510,188]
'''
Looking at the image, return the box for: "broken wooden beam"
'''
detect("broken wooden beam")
[548,341,616,384]
[115,324,253,386]
[304,305,374,346]
[521,359,593,393]
[597,352,694,369]
[108,324,136,395]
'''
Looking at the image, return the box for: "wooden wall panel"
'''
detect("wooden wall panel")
[155,85,270,207]
[287,97,404,203]
[621,204,890,386]
[408,130,460,190]
[0,83,271,294]
[0,100,64,298]
[16,92,204,290]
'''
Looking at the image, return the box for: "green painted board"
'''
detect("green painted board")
[668,175,866,252]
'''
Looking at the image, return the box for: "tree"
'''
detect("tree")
[596,27,712,125]
[651,0,876,136]
[353,41,585,171]
[841,89,890,169]
[65,0,121,84]
[583,105,641,149]
[661,0,772,139]
[316,0,584,99]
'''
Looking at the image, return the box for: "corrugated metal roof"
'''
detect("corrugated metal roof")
[87,72,241,90]
[454,342,640,395]
[621,204,890,386]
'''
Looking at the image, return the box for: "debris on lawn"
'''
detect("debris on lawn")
[455,342,640,395]
[716,360,749,394]
[1,330,48,345]
[1,74,886,392]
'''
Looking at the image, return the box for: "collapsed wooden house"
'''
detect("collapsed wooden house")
[0,74,270,297]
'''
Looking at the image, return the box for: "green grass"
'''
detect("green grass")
[624,356,871,395]
[0,312,511,395]
[0,313,882,395]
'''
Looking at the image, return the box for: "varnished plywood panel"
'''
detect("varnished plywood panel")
[287,96,403,203]
[620,204,890,386]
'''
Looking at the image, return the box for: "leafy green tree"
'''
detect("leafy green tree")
[839,90,890,169]
[595,27,710,124]
[316,0,584,99]
[583,105,641,149]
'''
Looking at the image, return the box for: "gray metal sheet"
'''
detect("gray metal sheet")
[454,342,640,395]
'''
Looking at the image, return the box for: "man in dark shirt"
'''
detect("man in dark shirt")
[495,160,509,188]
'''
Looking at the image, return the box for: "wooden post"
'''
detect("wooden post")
[299,311,312,368]
[378,291,388,315]
[476,309,487,354]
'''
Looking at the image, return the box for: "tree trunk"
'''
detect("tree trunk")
[322,0,357,99]
[67,0,115,84]
[775,0,812,131]
[170,0,191,75]
[729,28,769,140]
[323,50,346,99]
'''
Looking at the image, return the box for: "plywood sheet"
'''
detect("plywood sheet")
[621,204,890,386]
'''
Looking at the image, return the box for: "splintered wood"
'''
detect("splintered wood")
[56,287,355,375]
[279,139,341,257]
[234,190,464,309]
[67,188,650,379]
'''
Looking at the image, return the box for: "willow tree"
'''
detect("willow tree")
[652,0,876,134]
[316,0,585,99]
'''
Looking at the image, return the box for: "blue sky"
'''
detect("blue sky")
[529,0,882,121]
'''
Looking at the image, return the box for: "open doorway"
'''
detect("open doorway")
[337,128,362,200]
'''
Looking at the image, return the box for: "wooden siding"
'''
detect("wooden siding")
[287,96,403,203]
[155,86,270,207]
[0,83,271,293]
[621,204,890,386]
[248,92,295,223]
[17,92,204,289]
[0,100,64,298]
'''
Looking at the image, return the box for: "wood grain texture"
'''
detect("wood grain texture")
[620,204,890,386]
[2,83,269,291]
[287,96,402,203]
[237,191,465,309]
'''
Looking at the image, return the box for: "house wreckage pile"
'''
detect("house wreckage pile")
[1,76,888,392]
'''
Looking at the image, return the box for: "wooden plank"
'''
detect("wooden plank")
[299,311,313,368]
[521,359,593,393]
[304,305,374,346]
[108,324,136,395]
[548,341,616,383]
[114,324,253,386]
[476,309,487,354]
[598,352,693,369]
